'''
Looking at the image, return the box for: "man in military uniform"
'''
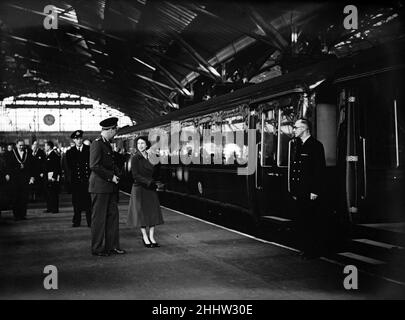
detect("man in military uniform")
[5,139,35,220]
[290,118,326,259]
[89,117,126,256]
[66,130,91,227]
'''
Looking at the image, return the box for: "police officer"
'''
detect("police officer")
[66,130,91,227]
[290,118,326,259]
[89,117,126,256]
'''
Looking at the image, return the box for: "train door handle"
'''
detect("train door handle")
[267,173,282,177]
[255,143,261,190]
[361,137,367,199]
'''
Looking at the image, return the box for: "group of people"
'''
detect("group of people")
[1,115,325,259]
[0,139,64,220]
[88,117,163,256]
[0,116,164,257]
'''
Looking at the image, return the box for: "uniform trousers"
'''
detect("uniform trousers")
[11,179,29,219]
[91,192,120,254]
[72,183,91,226]
[45,181,59,213]
[295,196,325,256]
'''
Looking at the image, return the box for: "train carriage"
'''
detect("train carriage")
[115,39,405,238]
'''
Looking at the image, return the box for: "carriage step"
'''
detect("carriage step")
[337,252,386,265]
[352,238,403,250]
[261,216,292,225]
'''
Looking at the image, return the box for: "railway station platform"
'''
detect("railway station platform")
[0,192,404,300]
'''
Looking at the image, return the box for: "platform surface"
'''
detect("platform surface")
[0,193,404,300]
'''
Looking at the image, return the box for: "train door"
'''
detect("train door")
[255,101,298,219]
[345,70,405,223]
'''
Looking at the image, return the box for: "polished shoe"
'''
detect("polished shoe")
[72,224,80,228]
[109,248,127,255]
[142,239,152,248]
[150,241,160,248]
[92,251,110,257]
[43,210,50,213]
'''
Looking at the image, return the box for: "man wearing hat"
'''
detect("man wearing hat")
[89,117,126,256]
[66,130,91,228]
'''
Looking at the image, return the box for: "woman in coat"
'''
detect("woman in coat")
[127,136,163,248]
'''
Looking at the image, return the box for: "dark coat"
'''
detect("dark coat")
[0,153,7,186]
[31,148,46,179]
[0,153,9,209]
[45,150,61,181]
[89,136,121,193]
[289,136,326,198]
[66,144,91,184]
[127,151,163,227]
[131,151,157,189]
[5,148,34,184]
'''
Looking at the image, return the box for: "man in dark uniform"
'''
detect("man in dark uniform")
[290,118,326,259]
[89,117,126,256]
[66,130,92,228]
[5,139,35,220]
[44,140,61,214]
[30,140,46,202]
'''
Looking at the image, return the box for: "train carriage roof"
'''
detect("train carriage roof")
[117,56,344,135]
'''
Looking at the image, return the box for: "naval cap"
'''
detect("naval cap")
[70,130,84,139]
[99,117,118,130]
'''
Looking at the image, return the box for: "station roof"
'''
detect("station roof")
[0,0,403,123]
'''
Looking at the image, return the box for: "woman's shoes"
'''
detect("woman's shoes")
[142,238,152,248]
[150,242,160,248]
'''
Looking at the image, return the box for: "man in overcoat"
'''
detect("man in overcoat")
[5,139,35,220]
[290,118,326,259]
[44,140,61,214]
[89,117,126,256]
[66,130,92,227]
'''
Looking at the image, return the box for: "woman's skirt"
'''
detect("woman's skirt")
[127,185,163,227]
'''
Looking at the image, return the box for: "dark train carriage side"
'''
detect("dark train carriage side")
[116,40,405,236]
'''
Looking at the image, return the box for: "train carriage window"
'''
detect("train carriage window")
[179,123,200,163]
[222,113,247,165]
[277,107,295,167]
[261,110,277,166]
[148,125,170,164]
[259,102,297,167]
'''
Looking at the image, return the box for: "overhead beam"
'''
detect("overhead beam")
[169,31,222,81]
[132,73,175,91]
[143,53,192,96]
[145,83,178,109]
[148,49,217,80]
[130,88,168,105]
[247,7,288,50]
[184,3,279,49]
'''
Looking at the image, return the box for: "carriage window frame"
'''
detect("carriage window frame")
[260,109,277,167]
[259,95,300,168]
